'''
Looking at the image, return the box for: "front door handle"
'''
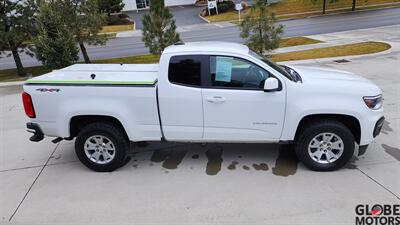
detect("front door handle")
[207,96,226,104]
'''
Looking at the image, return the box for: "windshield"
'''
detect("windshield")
[249,50,294,81]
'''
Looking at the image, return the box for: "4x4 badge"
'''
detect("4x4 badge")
[36,88,60,92]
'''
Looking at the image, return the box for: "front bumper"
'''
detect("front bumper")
[358,117,384,156]
[373,116,385,138]
[360,108,384,146]
[27,122,44,142]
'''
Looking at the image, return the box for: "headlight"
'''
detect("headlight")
[363,95,383,110]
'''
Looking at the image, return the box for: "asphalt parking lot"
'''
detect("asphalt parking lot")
[1,54,399,224]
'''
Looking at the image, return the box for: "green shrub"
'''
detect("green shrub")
[97,0,124,16]
[106,14,133,25]
[218,1,235,13]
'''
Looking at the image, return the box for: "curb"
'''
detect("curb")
[0,81,25,87]
[198,13,211,23]
[278,40,396,65]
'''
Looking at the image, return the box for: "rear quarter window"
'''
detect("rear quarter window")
[168,55,203,86]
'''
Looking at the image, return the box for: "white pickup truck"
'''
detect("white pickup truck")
[22,42,384,172]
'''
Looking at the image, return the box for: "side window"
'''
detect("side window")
[210,56,269,89]
[168,55,202,86]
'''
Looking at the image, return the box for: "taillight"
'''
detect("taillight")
[22,92,36,118]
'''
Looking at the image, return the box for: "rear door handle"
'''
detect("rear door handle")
[207,96,226,104]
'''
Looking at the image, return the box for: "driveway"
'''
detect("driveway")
[125,4,206,30]
[0,51,399,224]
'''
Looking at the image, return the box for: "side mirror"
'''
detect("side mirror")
[264,77,280,92]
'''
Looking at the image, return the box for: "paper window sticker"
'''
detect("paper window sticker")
[215,56,233,82]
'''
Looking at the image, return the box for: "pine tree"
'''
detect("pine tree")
[33,2,79,69]
[141,0,180,55]
[239,0,284,54]
[0,0,36,76]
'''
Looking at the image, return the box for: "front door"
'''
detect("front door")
[202,56,286,142]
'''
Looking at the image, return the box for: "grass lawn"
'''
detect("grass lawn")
[0,66,52,82]
[100,24,134,33]
[0,41,390,82]
[205,0,400,22]
[271,41,391,61]
[93,54,160,64]
[279,36,322,48]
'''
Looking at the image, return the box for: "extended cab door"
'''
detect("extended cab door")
[202,56,286,142]
[157,55,207,141]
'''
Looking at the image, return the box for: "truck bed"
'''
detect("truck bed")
[26,64,159,85]
[23,64,162,141]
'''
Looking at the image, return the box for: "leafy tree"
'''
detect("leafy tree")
[97,0,125,16]
[239,0,283,54]
[142,0,180,55]
[0,0,36,76]
[63,0,107,63]
[33,2,79,69]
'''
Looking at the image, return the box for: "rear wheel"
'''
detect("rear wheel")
[294,120,355,171]
[75,123,129,172]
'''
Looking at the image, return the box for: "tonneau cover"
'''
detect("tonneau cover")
[26,64,159,85]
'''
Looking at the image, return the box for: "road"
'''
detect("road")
[125,5,206,29]
[1,7,400,69]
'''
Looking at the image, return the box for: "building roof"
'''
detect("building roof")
[163,42,250,55]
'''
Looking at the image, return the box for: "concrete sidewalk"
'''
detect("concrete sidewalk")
[116,21,235,38]
[0,81,25,87]
[274,24,400,54]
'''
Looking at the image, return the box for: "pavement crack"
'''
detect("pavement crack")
[357,167,400,201]
[0,165,44,173]
[8,143,60,222]
[0,160,79,173]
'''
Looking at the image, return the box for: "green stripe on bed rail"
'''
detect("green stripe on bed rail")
[25,80,156,85]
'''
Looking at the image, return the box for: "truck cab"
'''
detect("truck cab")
[158,42,286,142]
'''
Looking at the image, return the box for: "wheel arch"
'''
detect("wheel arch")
[294,114,361,144]
[69,115,129,140]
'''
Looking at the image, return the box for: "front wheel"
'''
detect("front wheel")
[75,123,129,172]
[294,120,355,171]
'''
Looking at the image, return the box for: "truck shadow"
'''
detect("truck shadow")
[127,142,299,177]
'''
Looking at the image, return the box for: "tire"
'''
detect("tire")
[75,123,129,172]
[294,120,355,171]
